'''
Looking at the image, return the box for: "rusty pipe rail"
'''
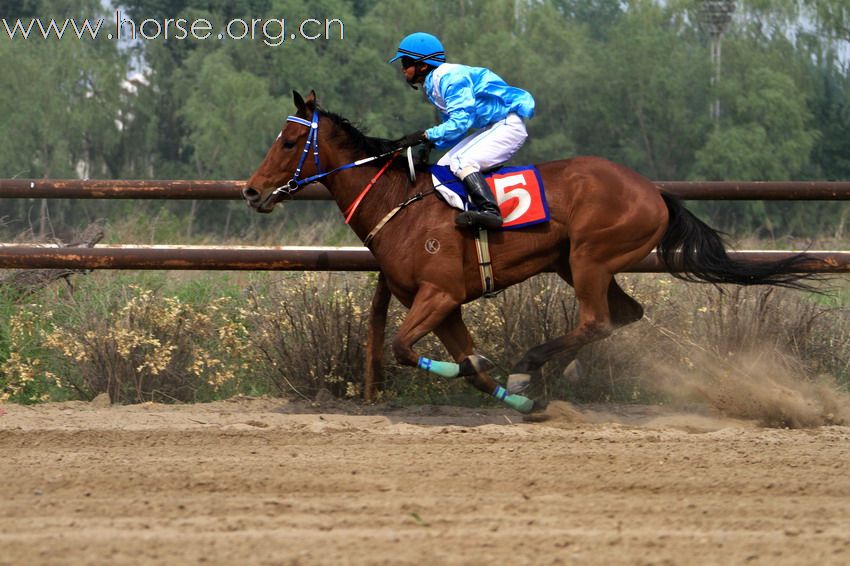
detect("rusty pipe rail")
[0,245,846,273]
[2,179,850,200]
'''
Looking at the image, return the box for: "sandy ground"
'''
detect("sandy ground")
[1,397,850,565]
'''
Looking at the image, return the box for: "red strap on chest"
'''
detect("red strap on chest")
[344,152,399,224]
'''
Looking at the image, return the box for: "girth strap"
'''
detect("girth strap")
[474,228,501,299]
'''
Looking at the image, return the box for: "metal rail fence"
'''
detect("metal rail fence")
[0,178,847,272]
[0,245,846,273]
[1,179,850,200]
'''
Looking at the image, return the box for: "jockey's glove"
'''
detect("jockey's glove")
[396,130,428,149]
[415,142,434,166]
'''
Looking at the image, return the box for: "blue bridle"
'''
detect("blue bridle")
[271,109,400,198]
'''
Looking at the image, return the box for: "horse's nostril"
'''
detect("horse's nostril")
[242,187,260,202]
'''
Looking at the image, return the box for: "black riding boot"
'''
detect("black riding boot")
[455,172,503,229]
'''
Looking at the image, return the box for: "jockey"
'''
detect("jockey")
[390,32,535,230]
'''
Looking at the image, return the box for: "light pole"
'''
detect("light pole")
[701,0,736,122]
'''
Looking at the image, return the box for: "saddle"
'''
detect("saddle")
[428,164,550,230]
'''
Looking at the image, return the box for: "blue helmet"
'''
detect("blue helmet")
[388,32,446,67]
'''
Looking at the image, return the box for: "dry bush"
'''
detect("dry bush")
[634,280,849,379]
[572,277,850,412]
[239,272,848,410]
[1,284,256,403]
[244,273,373,400]
[3,263,846,413]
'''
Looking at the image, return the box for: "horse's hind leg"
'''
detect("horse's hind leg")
[608,278,644,329]
[560,269,643,328]
[563,277,646,384]
[507,262,615,392]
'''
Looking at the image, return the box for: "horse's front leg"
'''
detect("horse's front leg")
[433,308,536,414]
[364,272,392,402]
[392,284,535,414]
[391,282,478,377]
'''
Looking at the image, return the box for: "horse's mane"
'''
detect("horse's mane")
[319,107,437,174]
[320,108,398,156]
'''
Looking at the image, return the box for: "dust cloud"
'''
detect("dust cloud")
[646,347,850,428]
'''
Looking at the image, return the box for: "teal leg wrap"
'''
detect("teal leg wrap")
[504,394,534,413]
[417,356,460,378]
[493,385,533,413]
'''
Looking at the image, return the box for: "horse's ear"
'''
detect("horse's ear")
[305,90,317,110]
[293,90,306,114]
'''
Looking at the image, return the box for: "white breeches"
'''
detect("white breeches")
[436,113,528,179]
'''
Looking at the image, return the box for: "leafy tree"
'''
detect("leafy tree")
[0,0,126,234]
[0,0,40,17]
[551,0,625,39]
[179,51,282,235]
[566,0,712,179]
[693,66,816,181]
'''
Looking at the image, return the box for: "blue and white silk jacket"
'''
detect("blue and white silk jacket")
[423,63,535,149]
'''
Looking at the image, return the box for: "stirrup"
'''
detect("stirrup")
[455,210,503,229]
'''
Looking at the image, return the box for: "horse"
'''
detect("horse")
[243,90,814,414]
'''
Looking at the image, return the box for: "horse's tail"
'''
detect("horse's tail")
[657,192,818,291]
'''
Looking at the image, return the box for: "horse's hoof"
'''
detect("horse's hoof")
[458,354,494,376]
[520,400,551,421]
[504,394,535,414]
[507,373,531,394]
[563,359,583,384]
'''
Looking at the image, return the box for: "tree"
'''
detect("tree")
[693,66,816,181]
[179,50,281,236]
[0,0,126,234]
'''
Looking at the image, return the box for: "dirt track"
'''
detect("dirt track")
[1,398,850,565]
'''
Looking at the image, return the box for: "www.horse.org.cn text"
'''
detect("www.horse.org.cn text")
[1,12,345,47]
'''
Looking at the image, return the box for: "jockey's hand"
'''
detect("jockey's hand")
[396,130,427,149]
[415,142,434,166]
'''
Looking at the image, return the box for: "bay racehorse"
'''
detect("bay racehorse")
[243,91,814,413]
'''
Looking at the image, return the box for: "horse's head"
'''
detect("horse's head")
[243,90,320,213]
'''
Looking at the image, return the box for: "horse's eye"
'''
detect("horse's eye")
[282,140,296,149]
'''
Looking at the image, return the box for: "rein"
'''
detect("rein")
[363,191,432,247]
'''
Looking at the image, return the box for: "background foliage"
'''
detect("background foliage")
[0,1,848,405]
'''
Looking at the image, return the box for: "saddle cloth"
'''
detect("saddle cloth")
[429,164,550,230]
